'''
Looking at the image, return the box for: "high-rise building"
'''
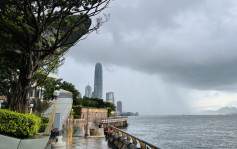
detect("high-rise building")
[91,92,94,98]
[117,101,122,113]
[85,85,92,98]
[106,92,114,104]
[94,63,103,99]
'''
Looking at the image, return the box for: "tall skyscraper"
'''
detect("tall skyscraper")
[85,85,92,98]
[117,101,122,113]
[106,92,114,104]
[94,63,103,99]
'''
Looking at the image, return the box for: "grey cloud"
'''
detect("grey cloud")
[67,0,237,91]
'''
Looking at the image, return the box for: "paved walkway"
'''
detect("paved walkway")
[67,137,111,149]
[47,126,112,149]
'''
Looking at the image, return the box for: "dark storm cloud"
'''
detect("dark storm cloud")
[67,0,237,91]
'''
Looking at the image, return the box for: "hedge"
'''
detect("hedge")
[38,123,47,133]
[38,116,49,133]
[0,109,41,138]
[39,116,49,123]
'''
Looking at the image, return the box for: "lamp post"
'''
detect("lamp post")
[29,104,34,114]
[53,90,60,100]
[51,89,66,148]
[85,106,89,137]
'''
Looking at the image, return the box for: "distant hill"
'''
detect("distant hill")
[216,107,237,114]
[202,107,237,115]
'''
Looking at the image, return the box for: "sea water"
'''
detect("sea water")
[121,115,237,149]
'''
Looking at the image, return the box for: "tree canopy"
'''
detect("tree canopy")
[0,0,111,113]
[42,78,80,102]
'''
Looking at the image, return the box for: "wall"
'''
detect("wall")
[80,108,108,122]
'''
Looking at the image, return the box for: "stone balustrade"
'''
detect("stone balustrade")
[107,125,160,149]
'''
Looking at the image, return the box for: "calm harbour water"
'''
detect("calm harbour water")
[121,115,237,149]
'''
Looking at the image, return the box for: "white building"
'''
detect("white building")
[106,92,114,104]
[117,101,122,113]
[85,85,92,98]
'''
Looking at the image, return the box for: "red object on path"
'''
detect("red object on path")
[107,128,110,136]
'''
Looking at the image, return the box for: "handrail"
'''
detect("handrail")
[44,100,58,135]
[109,125,160,149]
[101,117,128,123]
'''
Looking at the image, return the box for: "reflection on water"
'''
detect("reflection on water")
[54,126,111,149]
[66,126,73,146]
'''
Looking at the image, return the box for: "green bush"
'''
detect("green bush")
[74,115,80,119]
[72,105,82,118]
[0,109,41,138]
[38,123,47,133]
[39,116,49,123]
[38,116,49,133]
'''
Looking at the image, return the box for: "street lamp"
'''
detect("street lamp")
[53,90,60,100]
[85,107,89,137]
[29,104,34,114]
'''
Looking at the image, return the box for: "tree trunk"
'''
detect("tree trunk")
[11,70,32,113]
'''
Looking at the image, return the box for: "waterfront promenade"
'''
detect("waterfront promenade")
[46,126,111,149]
[46,115,134,149]
[66,137,110,149]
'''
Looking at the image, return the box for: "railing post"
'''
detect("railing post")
[139,141,146,149]
[122,132,125,138]
[118,131,122,136]
[131,137,137,146]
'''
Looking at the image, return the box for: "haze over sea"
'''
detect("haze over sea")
[122,115,237,149]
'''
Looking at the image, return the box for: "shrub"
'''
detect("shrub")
[0,109,41,138]
[72,105,82,118]
[38,123,47,133]
[74,115,80,119]
[39,116,49,123]
[38,116,49,133]
[31,99,51,115]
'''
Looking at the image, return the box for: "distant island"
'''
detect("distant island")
[202,107,237,115]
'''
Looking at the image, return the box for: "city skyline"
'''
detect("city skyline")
[59,0,237,115]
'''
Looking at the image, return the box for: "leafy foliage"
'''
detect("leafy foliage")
[38,123,47,133]
[60,81,79,101]
[72,97,116,117]
[0,109,41,138]
[42,78,62,100]
[72,106,82,119]
[38,116,49,133]
[42,78,80,102]
[75,97,116,111]
[31,99,51,115]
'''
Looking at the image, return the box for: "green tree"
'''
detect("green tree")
[42,78,62,100]
[0,0,111,113]
[60,81,80,102]
[41,78,80,102]
[31,99,51,115]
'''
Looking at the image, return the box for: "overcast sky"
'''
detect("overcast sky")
[59,0,237,115]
